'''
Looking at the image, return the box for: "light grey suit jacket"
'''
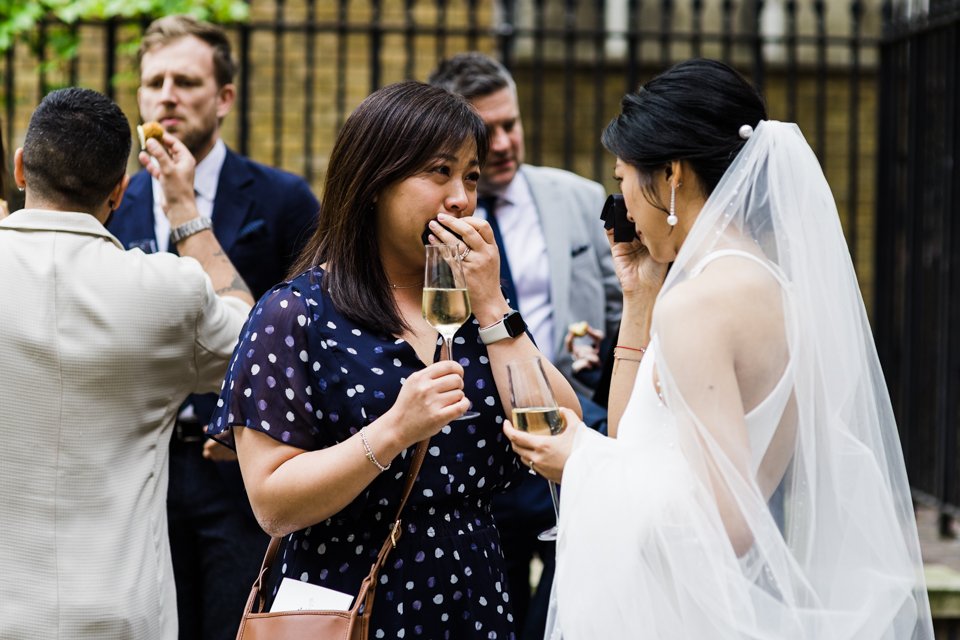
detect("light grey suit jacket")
[521,165,622,395]
[0,210,249,639]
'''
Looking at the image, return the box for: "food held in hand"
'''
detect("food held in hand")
[136,121,165,150]
[568,321,589,338]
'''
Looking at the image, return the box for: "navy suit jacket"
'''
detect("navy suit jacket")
[108,147,320,422]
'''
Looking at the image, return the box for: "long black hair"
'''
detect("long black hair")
[289,81,488,337]
[602,59,767,208]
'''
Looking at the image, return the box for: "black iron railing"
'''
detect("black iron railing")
[0,0,909,478]
[4,2,881,215]
[0,12,910,340]
[876,3,960,509]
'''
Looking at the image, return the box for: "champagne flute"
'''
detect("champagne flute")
[423,244,480,420]
[507,356,566,541]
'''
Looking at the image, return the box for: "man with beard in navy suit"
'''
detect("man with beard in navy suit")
[107,15,319,640]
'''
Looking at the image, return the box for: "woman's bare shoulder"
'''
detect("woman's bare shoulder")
[656,256,783,340]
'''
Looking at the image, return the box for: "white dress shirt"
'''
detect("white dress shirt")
[477,171,555,362]
[152,138,226,253]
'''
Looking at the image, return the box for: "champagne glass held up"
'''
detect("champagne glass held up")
[507,356,566,541]
[423,244,480,420]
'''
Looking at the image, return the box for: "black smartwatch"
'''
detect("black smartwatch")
[478,310,527,345]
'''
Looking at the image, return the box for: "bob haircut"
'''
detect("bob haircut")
[289,80,488,336]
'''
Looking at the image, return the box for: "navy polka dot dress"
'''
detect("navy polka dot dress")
[209,268,522,639]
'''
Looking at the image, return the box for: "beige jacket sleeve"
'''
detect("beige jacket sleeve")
[190,261,253,394]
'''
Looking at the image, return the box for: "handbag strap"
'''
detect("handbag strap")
[367,438,429,570]
[251,438,429,611]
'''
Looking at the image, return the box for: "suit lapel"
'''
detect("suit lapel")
[523,166,571,352]
[211,149,254,253]
[110,173,158,252]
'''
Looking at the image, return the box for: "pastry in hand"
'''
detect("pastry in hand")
[136,121,165,150]
[568,321,589,338]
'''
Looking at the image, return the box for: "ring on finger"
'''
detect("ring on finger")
[459,246,471,260]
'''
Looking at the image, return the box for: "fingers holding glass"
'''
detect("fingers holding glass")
[506,356,566,541]
[422,244,479,420]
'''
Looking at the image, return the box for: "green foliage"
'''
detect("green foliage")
[0,0,249,53]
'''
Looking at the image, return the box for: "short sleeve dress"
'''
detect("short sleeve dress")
[209,267,523,639]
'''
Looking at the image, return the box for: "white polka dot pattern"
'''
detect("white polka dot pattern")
[209,268,522,638]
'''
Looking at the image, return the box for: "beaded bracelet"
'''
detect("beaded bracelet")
[359,427,391,472]
[614,344,647,362]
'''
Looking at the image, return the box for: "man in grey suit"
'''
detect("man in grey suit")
[429,52,622,640]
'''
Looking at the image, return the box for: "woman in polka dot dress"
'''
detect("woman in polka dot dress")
[209,81,580,639]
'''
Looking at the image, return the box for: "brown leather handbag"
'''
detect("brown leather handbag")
[235,441,428,640]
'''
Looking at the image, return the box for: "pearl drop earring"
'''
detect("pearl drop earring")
[667,182,678,226]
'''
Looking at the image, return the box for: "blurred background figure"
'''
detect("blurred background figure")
[106,15,320,639]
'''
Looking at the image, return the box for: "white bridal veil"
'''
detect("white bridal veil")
[550,121,933,639]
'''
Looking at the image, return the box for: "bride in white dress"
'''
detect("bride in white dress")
[504,59,933,639]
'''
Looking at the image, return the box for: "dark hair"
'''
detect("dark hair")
[22,88,131,211]
[289,81,488,337]
[140,15,236,87]
[602,59,767,207]
[427,52,515,100]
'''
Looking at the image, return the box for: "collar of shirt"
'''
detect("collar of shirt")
[477,168,531,218]
[151,138,227,252]
[193,138,227,203]
[1,208,125,249]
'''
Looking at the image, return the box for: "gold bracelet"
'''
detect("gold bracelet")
[359,427,391,472]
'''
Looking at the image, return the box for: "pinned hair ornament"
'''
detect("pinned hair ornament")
[738,124,754,140]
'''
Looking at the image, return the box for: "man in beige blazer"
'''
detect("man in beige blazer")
[0,88,253,639]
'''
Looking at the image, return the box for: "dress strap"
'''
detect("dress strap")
[689,249,794,473]
[689,249,788,288]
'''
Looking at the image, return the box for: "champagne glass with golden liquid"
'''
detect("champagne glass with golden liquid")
[423,244,480,420]
[506,356,565,541]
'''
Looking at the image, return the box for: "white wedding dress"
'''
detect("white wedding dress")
[546,122,932,640]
